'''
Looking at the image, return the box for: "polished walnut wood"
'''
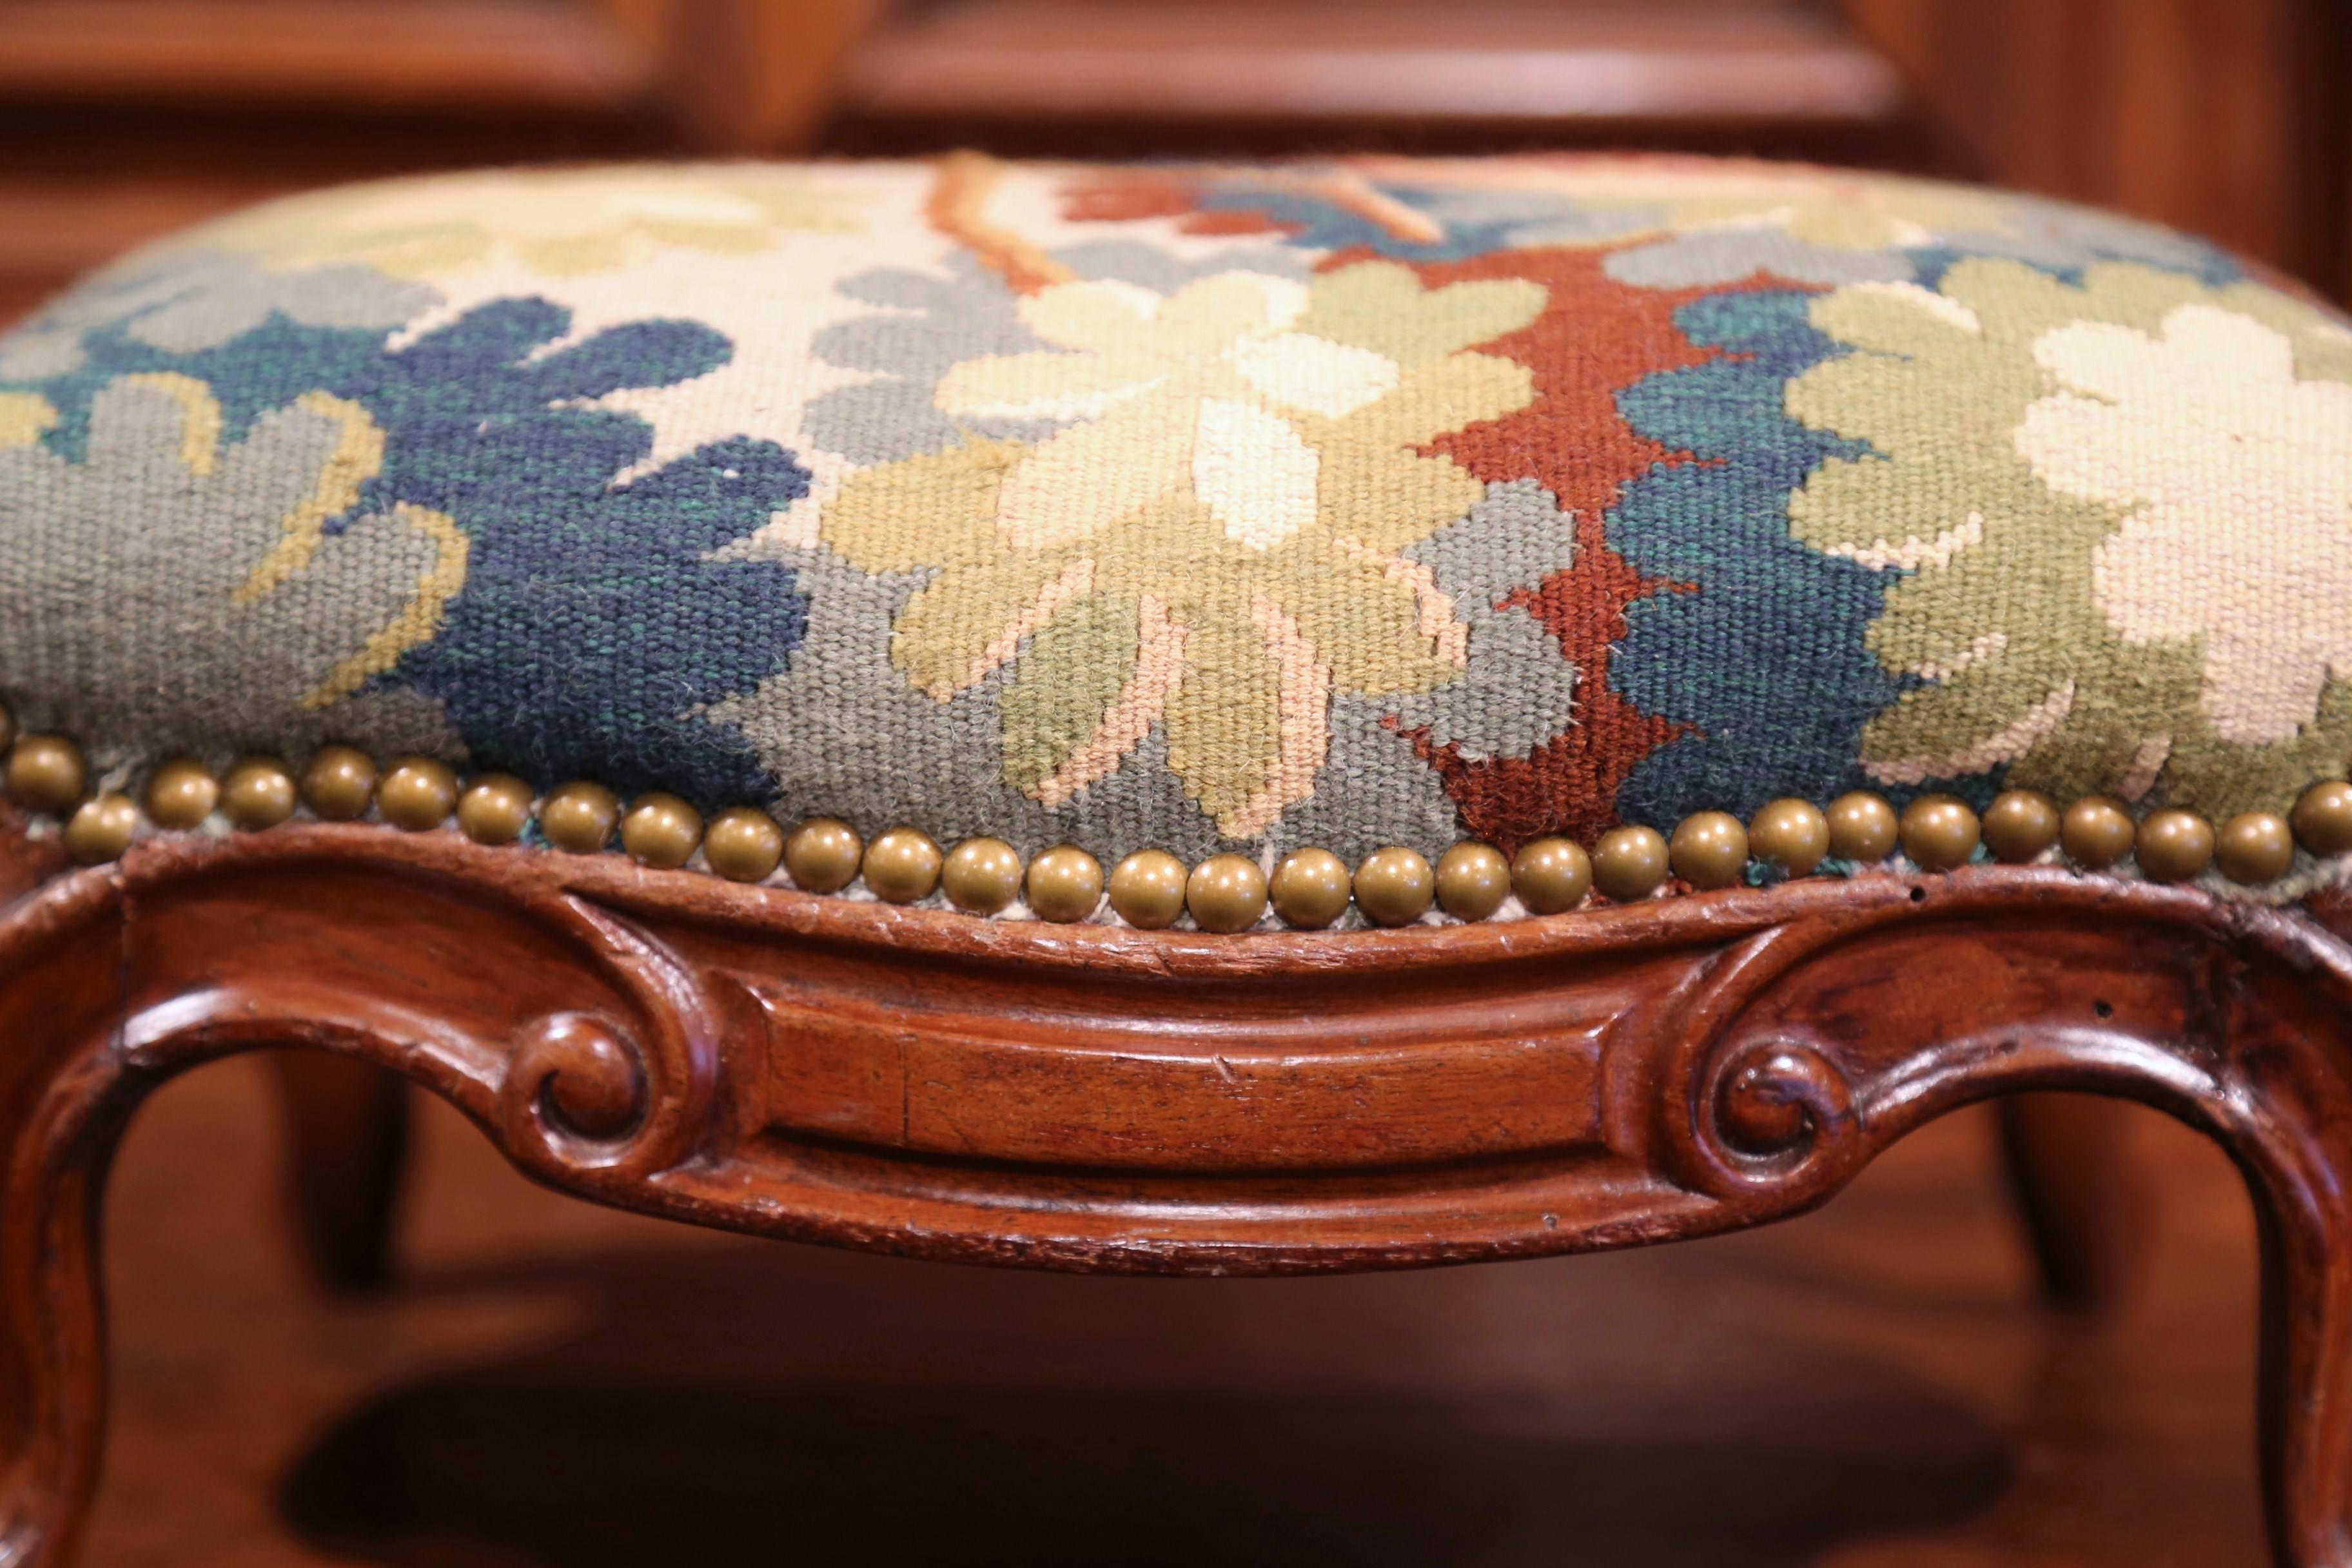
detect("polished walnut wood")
[3,816,2352,1563]
[839,0,1906,142]
[0,0,654,115]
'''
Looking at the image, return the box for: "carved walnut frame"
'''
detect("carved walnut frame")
[3,813,2351,1567]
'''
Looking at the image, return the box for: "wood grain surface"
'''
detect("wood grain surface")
[1,818,2351,1560]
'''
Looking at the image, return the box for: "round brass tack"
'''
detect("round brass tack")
[1436,841,1511,923]
[1592,825,1669,903]
[863,826,943,904]
[1982,789,2061,863]
[1187,853,1269,934]
[63,792,137,865]
[1510,836,1591,915]
[621,792,703,870]
[1747,799,1828,878]
[300,745,376,821]
[1269,847,1352,930]
[456,774,535,845]
[703,807,785,883]
[1669,810,1749,891]
[6,734,86,815]
[2291,780,2352,858]
[540,780,620,854]
[2061,796,2137,870]
[2215,810,2294,886]
[1110,848,1189,930]
[1355,846,1434,927]
[2136,807,2215,883]
[378,757,458,832]
[785,817,863,893]
[1824,791,1897,863]
[143,758,219,830]
[220,758,296,830]
[942,836,1024,914]
[1899,794,1980,872]
[1026,845,1105,923]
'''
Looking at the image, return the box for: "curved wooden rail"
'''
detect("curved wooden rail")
[2,822,2350,1563]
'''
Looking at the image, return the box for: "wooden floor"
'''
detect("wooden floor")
[90,1057,2268,1565]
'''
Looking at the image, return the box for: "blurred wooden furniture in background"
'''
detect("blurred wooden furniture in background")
[1,0,2345,326]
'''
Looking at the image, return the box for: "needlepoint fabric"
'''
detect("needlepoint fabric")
[3,153,2348,868]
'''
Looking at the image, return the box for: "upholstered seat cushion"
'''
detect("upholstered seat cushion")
[3,154,2348,872]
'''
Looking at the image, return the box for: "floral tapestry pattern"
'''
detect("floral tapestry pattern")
[820,260,1544,834]
[1787,260,2352,819]
[2,153,2345,872]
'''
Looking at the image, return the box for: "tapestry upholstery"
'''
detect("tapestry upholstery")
[3,153,2347,878]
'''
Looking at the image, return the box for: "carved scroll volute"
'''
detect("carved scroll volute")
[494,895,720,1185]
[1650,922,1867,1208]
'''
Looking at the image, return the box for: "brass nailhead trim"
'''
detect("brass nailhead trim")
[2137,808,2215,884]
[221,758,297,831]
[1749,798,1829,877]
[1981,789,2060,864]
[1435,842,1511,923]
[1898,794,1981,873]
[941,836,1024,914]
[1186,853,1268,934]
[63,793,137,865]
[541,781,620,854]
[1353,846,1434,927]
[619,792,702,870]
[2062,796,2137,869]
[379,758,459,832]
[1269,847,1351,930]
[1510,837,1592,915]
[1108,849,1188,929]
[1668,811,1747,891]
[144,757,219,830]
[1025,844,1104,924]
[1592,825,1670,904]
[456,774,534,845]
[783,817,862,893]
[704,806,785,883]
[863,826,943,904]
[299,745,377,822]
[6,734,86,816]
[4,705,2349,930]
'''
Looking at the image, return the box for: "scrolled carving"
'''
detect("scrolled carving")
[493,895,720,1185]
[1696,1036,1857,1190]
[1645,922,1875,1206]
[505,1012,647,1146]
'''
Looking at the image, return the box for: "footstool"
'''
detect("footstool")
[3,152,2350,1565]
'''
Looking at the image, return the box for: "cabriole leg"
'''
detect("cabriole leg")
[268,1053,409,1293]
[0,897,141,1568]
[2240,1047,2352,1568]
[1996,1092,2149,1310]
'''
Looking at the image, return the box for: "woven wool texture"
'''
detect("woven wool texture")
[2,153,2348,867]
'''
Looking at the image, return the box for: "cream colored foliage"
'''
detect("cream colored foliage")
[932,266,1525,555]
[823,258,1546,836]
[202,165,863,278]
[2018,303,2352,745]
[1788,254,2352,819]
[1355,159,2023,250]
[0,392,55,450]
